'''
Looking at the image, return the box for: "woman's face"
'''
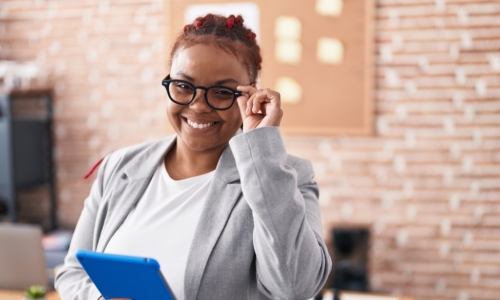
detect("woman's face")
[168,44,251,154]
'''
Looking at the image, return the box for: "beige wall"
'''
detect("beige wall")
[1,0,500,299]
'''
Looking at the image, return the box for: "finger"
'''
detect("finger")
[245,92,262,115]
[262,88,281,107]
[259,101,269,115]
[253,89,278,113]
[245,94,256,115]
[252,92,268,114]
[237,85,258,97]
[238,86,258,105]
[236,94,249,119]
[239,86,258,114]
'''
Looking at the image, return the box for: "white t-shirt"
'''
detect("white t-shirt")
[105,162,214,300]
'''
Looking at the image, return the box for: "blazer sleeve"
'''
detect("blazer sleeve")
[229,126,332,300]
[54,154,113,300]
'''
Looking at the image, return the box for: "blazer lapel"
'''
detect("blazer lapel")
[96,136,176,252]
[184,145,241,300]
[96,177,151,252]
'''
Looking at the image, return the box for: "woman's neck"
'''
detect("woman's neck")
[164,139,225,180]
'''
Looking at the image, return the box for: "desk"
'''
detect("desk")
[340,291,414,300]
[315,290,414,300]
[0,290,60,300]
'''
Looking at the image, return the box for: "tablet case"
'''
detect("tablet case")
[76,250,175,300]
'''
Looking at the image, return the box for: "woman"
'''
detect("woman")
[55,14,331,300]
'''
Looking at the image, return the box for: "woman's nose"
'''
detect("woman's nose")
[189,89,212,113]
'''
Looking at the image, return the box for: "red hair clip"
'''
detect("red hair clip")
[246,32,256,39]
[194,20,202,27]
[227,17,235,28]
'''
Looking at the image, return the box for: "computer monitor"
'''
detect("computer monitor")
[0,223,48,290]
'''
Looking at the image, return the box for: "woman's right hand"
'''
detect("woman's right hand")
[236,86,283,133]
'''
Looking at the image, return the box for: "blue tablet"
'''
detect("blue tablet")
[76,250,175,300]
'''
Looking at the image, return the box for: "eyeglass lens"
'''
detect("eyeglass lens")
[168,81,236,109]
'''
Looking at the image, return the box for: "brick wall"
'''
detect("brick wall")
[1,0,499,299]
[1,0,170,224]
[305,1,500,298]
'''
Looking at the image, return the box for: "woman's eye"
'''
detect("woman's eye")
[176,83,192,90]
[214,89,233,96]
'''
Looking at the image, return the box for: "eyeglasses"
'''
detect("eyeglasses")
[161,74,246,111]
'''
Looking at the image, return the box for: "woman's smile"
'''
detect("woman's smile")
[182,116,219,131]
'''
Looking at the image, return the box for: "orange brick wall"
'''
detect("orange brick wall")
[1,0,499,299]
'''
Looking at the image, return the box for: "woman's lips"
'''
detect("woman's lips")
[183,117,218,130]
[187,119,215,129]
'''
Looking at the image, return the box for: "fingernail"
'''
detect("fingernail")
[246,106,250,114]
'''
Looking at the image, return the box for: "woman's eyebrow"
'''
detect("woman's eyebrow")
[214,78,239,85]
[175,72,195,82]
[174,72,239,86]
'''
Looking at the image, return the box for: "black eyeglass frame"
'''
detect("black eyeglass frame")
[161,74,248,111]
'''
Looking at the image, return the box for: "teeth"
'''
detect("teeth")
[187,119,214,129]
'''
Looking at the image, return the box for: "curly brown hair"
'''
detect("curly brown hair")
[170,14,262,82]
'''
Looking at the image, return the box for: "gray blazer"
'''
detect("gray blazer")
[55,127,331,300]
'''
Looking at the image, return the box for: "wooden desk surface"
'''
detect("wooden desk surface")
[340,291,414,300]
[0,289,60,300]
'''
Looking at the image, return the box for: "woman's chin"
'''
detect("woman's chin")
[180,136,224,153]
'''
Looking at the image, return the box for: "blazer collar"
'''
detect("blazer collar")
[122,136,240,184]
[122,136,175,181]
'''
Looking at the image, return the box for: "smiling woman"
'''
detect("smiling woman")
[55,14,331,300]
